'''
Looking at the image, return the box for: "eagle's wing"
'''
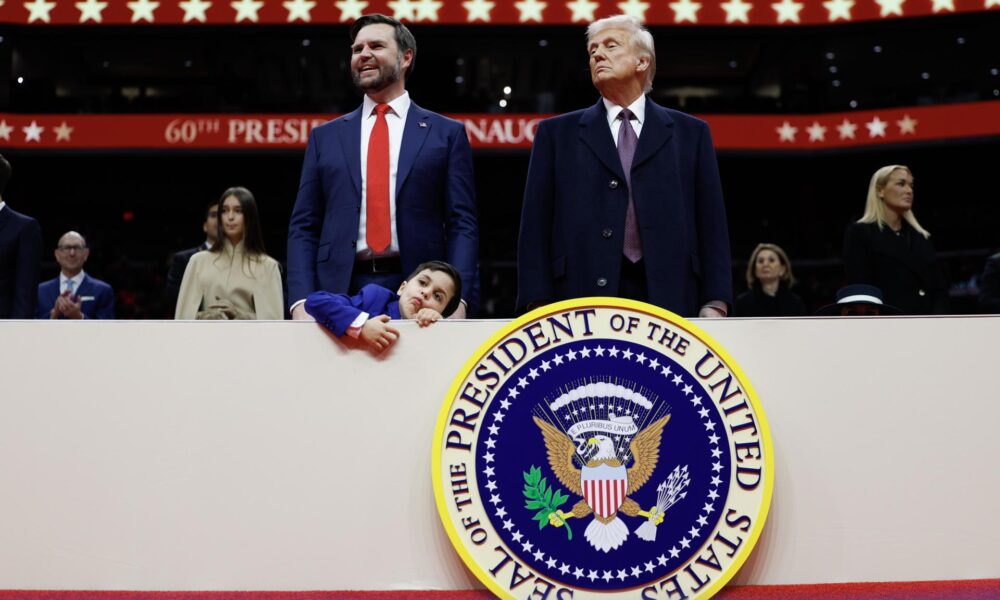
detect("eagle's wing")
[626,414,671,494]
[532,416,582,495]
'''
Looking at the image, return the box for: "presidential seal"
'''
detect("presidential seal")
[433,299,772,599]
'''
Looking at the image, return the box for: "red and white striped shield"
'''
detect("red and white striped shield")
[581,464,628,519]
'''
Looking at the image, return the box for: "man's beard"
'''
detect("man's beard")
[352,57,402,93]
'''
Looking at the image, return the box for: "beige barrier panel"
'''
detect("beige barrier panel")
[0,317,997,590]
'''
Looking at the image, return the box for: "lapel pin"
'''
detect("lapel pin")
[419,122,428,128]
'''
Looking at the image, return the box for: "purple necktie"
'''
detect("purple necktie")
[617,108,642,263]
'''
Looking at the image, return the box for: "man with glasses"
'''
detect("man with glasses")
[36,231,115,319]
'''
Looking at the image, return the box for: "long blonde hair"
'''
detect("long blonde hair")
[857,165,930,239]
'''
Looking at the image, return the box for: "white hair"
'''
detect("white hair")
[586,15,656,93]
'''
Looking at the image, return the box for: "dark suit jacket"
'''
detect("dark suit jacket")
[734,284,806,317]
[977,252,1000,313]
[36,273,116,319]
[305,283,401,337]
[0,206,42,318]
[164,243,208,315]
[843,221,948,315]
[287,101,479,315]
[516,97,732,317]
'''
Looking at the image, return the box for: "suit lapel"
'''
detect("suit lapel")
[579,100,626,180]
[397,102,431,196]
[873,226,925,276]
[76,274,91,297]
[337,106,364,198]
[0,208,11,236]
[633,99,674,170]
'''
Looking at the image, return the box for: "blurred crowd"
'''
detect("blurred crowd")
[3,153,997,322]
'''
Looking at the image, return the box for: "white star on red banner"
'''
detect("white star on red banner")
[866,116,888,138]
[283,0,315,21]
[565,0,597,21]
[22,121,44,142]
[669,0,701,22]
[462,0,494,21]
[771,0,804,22]
[75,0,108,22]
[231,0,263,21]
[54,122,74,142]
[776,121,798,142]
[515,0,546,21]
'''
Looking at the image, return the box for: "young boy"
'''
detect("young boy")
[305,261,463,352]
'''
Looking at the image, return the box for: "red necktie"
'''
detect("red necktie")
[366,103,391,254]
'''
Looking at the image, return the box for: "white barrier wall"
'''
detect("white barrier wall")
[1,316,998,591]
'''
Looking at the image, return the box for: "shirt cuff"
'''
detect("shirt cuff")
[346,311,370,338]
[702,301,728,317]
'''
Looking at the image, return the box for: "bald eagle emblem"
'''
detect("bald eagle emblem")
[532,382,690,553]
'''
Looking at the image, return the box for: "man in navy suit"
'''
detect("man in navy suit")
[0,154,42,319]
[288,14,478,320]
[517,15,732,318]
[36,231,115,319]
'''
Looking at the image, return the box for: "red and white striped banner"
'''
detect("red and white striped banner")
[1,101,998,151]
[1,0,998,25]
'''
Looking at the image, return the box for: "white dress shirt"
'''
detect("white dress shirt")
[357,91,410,259]
[604,95,646,144]
[60,271,86,296]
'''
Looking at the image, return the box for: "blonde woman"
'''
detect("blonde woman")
[734,243,806,317]
[175,187,284,320]
[843,165,947,314]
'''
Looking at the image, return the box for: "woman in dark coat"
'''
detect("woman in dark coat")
[735,243,806,317]
[843,165,948,315]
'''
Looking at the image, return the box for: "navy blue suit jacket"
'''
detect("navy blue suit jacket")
[305,284,401,337]
[287,101,479,315]
[0,206,42,318]
[36,273,116,319]
[517,98,732,317]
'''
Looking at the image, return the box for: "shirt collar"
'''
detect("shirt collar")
[363,90,411,121]
[60,271,86,287]
[0,201,6,214]
[603,95,646,128]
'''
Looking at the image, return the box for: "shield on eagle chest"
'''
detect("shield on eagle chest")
[581,463,628,519]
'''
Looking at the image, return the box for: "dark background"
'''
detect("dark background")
[2,16,998,318]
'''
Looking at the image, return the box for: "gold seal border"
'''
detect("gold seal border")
[431,297,774,599]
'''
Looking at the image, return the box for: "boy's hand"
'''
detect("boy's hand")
[415,307,444,327]
[360,315,400,351]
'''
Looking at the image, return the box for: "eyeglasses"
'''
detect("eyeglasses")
[57,244,86,252]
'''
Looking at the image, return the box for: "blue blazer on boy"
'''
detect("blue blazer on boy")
[305,284,401,337]
[36,273,115,319]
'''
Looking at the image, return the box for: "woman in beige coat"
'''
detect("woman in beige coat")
[175,187,283,320]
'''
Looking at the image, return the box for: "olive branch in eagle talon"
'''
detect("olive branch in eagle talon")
[533,414,672,552]
[523,465,574,540]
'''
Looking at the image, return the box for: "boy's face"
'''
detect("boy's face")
[397,269,456,319]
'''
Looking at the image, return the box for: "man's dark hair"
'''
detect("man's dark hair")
[0,154,11,197]
[204,199,218,220]
[349,14,417,80]
[406,260,462,317]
